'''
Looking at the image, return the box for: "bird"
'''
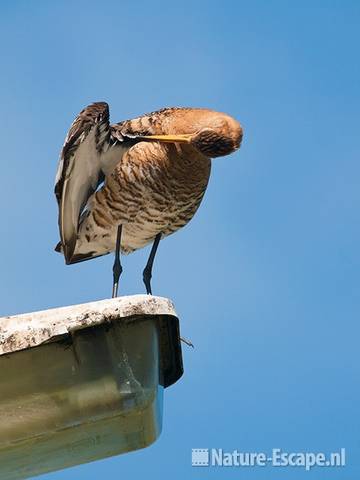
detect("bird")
[55,102,243,297]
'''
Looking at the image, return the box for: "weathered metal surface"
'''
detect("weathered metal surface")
[0,295,177,356]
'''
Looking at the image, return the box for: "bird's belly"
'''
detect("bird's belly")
[75,182,206,256]
[74,145,211,257]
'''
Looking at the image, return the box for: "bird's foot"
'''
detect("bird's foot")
[143,267,153,295]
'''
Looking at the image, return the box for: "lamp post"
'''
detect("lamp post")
[0,295,183,479]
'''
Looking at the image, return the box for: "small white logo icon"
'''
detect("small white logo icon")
[192,448,209,466]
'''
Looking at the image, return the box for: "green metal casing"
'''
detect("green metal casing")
[0,296,183,479]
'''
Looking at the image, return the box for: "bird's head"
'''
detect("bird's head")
[137,108,243,158]
[189,115,243,157]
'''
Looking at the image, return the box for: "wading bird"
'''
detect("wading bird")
[55,103,243,297]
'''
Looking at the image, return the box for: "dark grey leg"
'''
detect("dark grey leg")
[112,225,123,298]
[143,233,162,295]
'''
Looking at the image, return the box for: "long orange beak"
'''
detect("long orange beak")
[138,133,193,144]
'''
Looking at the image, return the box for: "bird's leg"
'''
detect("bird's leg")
[112,224,123,298]
[143,233,162,295]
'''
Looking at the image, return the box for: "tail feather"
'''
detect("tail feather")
[54,241,109,264]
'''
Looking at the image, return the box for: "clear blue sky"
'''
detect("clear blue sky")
[0,1,359,479]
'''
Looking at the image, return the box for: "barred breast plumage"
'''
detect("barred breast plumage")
[54,102,242,293]
[77,141,211,256]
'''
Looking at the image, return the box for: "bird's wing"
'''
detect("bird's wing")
[55,102,128,263]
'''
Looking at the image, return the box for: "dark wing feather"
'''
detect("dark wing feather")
[54,102,112,263]
[55,102,110,203]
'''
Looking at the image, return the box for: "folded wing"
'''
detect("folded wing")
[55,102,127,263]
